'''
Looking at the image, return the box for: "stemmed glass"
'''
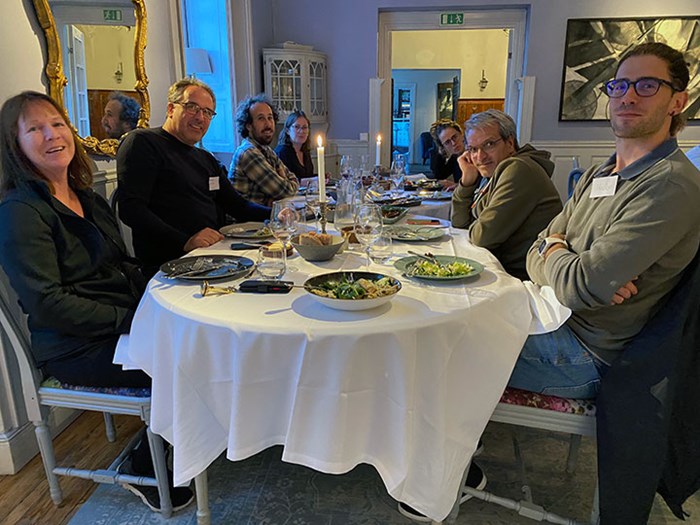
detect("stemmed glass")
[339,155,354,179]
[305,179,322,231]
[390,154,406,197]
[354,203,383,268]
[269,199,299,244]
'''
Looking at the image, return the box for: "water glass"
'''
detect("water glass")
[257,246,286,280]
[369,233,393,264]
[390,154,406,196]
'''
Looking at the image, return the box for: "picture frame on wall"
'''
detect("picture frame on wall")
[559,17,700,121]
[437,82,453,120]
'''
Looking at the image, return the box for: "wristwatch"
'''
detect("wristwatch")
[538,236,568,258]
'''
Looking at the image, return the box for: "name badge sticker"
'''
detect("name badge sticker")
[209,177,220,191]
[590,175,618,198]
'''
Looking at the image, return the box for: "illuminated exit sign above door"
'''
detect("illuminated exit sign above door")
[103,9,123,22]
[440,13,464,26]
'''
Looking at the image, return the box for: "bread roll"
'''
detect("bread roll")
[264,241,293,256]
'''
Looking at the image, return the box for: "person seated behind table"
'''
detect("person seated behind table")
[229,94,300,206]
[275,110,316,180]
[117,78,270,274]
[428,118,464,187]
[451,110,562,280]
[0,91,193,513]
[102,91,140,139]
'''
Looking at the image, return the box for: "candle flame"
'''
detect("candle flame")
[377,134,381,144]
[317,135,323,147]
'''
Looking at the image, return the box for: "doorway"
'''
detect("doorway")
[392,82,416,161]
[376,9,528,168]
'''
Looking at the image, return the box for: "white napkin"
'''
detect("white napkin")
[523,281,571,335]
[405,174,427,182]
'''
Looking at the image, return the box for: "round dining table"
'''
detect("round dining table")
[114,219,533,523]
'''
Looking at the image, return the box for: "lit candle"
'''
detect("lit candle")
[316,135,326,202]
[375,134,381,166]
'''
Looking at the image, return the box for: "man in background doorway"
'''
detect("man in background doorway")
[428,119,463,187]
[102,91,140,139]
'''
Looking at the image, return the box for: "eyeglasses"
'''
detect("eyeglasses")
[291,125,309,132]
[441,134,462,147]
[600,77,678,98]
[466,137,503,156]
[176,101,217,120]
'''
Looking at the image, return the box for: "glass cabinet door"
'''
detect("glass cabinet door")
[308,59,327,119]
[269,58,302,113]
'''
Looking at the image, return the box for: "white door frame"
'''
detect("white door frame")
[377,9,528,166]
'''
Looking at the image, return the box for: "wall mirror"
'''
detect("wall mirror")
[32,0,150,157]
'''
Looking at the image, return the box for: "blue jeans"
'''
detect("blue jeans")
[508,324,604,399]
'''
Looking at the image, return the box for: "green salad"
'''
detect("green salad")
[309,276,398,300]
[409,259,474,277]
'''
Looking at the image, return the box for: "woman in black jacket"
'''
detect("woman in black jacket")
[0,91,191,512]
[274,110,316,180]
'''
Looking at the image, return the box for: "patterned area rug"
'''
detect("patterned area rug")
[69,422,695,524]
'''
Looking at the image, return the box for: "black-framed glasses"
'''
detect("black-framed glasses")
[441,133,463,147]
[466,137,503,156]
[600,77,678,99]
[177,101,217,120]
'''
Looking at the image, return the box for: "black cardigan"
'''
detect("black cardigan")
[275,143,315,180]
[596,248,700,524]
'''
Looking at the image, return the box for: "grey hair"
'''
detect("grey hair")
[464,109,519,150]
[167,77,216,107]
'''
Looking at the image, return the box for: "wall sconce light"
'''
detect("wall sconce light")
[478,70,488,91]
[114,62,123,84]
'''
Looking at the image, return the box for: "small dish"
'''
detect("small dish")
[291,234,345,261]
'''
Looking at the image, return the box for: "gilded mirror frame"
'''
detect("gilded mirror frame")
[32,0,150,157]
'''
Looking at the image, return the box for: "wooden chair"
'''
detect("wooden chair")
[0,276,173,517]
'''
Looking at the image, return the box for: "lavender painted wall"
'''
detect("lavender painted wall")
[269,0,700,143]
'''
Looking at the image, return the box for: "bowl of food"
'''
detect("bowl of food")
[304,271,401,311]
[291,232,345,261]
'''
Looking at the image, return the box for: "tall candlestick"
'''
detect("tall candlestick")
[375,134,381,166]
[316,135,326,202]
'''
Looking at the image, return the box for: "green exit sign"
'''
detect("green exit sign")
[440,13,464,26]
[103,9,123,22]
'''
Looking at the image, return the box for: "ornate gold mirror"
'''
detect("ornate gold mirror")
[32,0,150,157]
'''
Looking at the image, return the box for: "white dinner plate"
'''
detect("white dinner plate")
[220,222,273,239]
[304,271,401,311]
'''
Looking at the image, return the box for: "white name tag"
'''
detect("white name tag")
[209,177,220,191]
[590,175,618,198]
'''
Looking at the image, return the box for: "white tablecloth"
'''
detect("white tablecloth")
[115,226,532,521]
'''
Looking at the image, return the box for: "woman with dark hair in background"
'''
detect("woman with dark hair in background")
[274,110,316,180]
[0,91,192,513]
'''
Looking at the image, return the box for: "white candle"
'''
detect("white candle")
[375,134,381,166]
[316,135,326,202]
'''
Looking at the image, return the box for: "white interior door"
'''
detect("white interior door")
[65,25,90,137]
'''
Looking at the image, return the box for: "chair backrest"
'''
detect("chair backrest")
[108,187,135,257]
[420,131,434,160]
[0,270,44,422]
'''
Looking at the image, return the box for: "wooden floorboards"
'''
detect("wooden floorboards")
[0,412,142,525]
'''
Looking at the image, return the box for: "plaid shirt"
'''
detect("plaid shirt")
[229,138,299,206]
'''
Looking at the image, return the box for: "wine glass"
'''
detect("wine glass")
[339,155,354,179]
[390,154,406,197]
[354,203,383,267]
[269,199,299,244]
[305,179,322,231]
